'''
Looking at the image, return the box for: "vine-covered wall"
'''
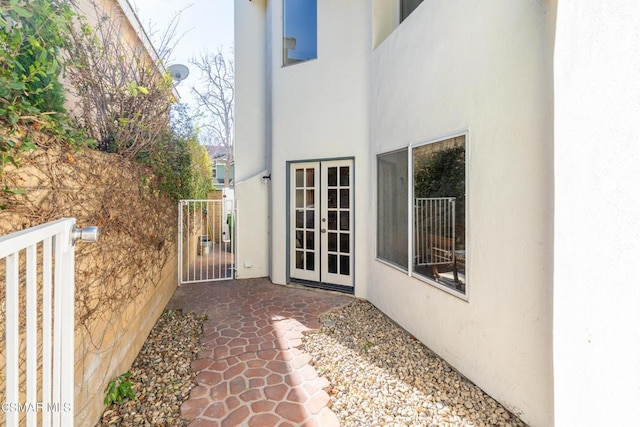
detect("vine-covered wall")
[0,2,210,423]
[0,139,178,426]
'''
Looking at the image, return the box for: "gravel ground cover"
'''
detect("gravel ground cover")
[301,300,527,427]
[97,309,206,426]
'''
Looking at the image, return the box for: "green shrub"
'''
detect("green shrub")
[0,0,88,179]
[0,1,210,203]
[0,0,72,120]
[154,134,212,201]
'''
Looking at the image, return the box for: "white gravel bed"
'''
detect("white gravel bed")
[301,300,527,427]
[97,309,206,426]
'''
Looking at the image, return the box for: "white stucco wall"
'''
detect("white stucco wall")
[267,0,371,296]
[368,2,556,425]
[234,0,268,180]
[554,1,640,425]
[234,0,270,278]
[372,0,399,48]
[234,172,270,278]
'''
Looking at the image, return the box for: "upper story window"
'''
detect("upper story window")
[401,0,424,22]
[372,0,425,48]
[283,0,317,66]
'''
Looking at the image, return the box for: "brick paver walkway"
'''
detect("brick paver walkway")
[165,278,353,426]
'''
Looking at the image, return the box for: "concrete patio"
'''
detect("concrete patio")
[165,278,353,426]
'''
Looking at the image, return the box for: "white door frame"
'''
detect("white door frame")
[289,159,354,288]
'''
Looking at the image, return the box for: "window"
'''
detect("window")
[413,135,466,294]
[377,149,409,269]
[377,135,467,296]
[401,0,424,22]
[283,0,317,66]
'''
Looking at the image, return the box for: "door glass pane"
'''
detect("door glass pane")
[340,233,349,253]
[306,168,315,187]
[296,210,303,228]
[328,211,337,230]
[306,231,315,250]
[328,189,337,209]
[340,189,349,208]
[328,167,337,186]
[328,233,337,252]
[296,190,304,208]
[340,255,350,276]
[306,210,315,229]
[306,252,315,271]
[328,254,337,273]
[296,251,304,269]
[296,231,303,248]
[296,169,304,187]
[340,211,349,231]
[306,189,314,206]
[340,166,349,186]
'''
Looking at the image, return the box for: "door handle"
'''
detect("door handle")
[321,229,327,233]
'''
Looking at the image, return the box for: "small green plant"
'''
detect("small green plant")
[362,340,374,351]
[104,372,135,406]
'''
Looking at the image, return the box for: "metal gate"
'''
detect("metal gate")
[414,197,456,266]
[0,218,97,426]
[178,199,235,284]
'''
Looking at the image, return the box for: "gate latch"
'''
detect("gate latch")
[71,226,99,245]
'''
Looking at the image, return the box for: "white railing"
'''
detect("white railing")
[414,197,456,266]
[0,218,97,426]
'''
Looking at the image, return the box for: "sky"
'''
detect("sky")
[284,0,317,61]
[131,0,234,112]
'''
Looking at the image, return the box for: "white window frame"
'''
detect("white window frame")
[375,147,410,272]
[375,130,470,301]
[410,130,469,300]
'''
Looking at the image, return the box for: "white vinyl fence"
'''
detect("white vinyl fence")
[0,218,97,427]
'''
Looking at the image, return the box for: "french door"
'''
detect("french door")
[290,159,354,287]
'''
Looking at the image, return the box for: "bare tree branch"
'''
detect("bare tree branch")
[133,2,194,64]
[64,0,177,159]
[191,46,234,188]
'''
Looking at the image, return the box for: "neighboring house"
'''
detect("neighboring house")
[212,159,235,190]
[73,0,160,65]
[65,0,177,111]
[205,144,235,190]
[234,1,640,426]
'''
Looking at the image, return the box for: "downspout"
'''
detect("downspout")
[265,0,274,278]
